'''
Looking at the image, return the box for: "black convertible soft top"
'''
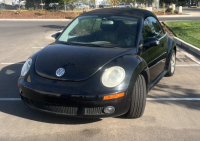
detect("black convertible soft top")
[82,8,156,19]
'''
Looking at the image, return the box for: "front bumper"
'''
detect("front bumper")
[19,84,131,118]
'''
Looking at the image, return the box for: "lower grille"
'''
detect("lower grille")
[85,107,104,115]
[31,100,78,115]
[21,96,106,116]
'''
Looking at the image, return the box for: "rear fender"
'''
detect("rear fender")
[165,36,176,70]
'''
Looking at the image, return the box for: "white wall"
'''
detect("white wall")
[0,0,13,5]
[95,0,106,5]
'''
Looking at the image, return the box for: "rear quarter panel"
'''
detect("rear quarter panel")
[165,36,176,70]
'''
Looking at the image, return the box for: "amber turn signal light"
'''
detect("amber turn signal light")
[103,92,125,100]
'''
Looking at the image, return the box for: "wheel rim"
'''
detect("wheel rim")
[171,52,176,73]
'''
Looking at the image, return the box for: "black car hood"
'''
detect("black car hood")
[35,44,135,81]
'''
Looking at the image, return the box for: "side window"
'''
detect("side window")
[142,17,164,40]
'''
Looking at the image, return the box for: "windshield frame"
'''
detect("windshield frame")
[56,14,141,49]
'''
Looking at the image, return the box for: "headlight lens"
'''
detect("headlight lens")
[21,58,32,76]
[102,66,125,88]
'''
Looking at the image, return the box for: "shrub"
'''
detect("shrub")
[166,8,172,13]
[28,7,34,11]
[14,9,23,14]
[174,10,179,14]
[49,9,57,12]
[152,10,157,15]
[38,9,46,15]
[21,6,26,10]
[66,11,82,19]
[171,10,174,14]
[0,9,3,15]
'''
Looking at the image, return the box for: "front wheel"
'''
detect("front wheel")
[165,50,176,76]
[125,74,147,118]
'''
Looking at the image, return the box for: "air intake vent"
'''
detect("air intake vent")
[85,107,104,115]
[31,100,78,115]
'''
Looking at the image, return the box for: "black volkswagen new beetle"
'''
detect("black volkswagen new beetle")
[18,8,176,118]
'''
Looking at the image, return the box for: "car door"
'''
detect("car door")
[140,16,168,83]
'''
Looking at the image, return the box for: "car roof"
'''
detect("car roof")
[82,8,156,19]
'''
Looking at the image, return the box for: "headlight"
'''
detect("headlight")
[102,66,125,88]
[21,58,32,76]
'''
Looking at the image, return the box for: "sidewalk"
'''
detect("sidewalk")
[157,12,200,17]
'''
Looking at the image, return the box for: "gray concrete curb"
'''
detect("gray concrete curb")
[0,19,72,21]
[174,37,200,56]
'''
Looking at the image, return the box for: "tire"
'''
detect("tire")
[125,74,147,118]
[165,50,176,77]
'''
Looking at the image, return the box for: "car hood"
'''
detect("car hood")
[35,44,135,81]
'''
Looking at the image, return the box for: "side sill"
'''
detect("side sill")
[149,70,167,91]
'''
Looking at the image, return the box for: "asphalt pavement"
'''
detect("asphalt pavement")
[0,21,200,141]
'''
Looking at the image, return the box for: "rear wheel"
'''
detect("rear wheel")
[165,50,176,76]
[125,74,147,118]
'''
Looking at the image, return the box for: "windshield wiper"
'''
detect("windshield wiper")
[66,42,123,48]
[63,42,72,45]
[96,44,122,48]
[83,44,105,47]
[67,42,105,47]
[80,44,121,48]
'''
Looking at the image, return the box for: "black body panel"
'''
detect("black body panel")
[141,34,168,83]
[35,44,132,81]
[19,49,144,117]
[19,85,130,118]
[18,8,176,118]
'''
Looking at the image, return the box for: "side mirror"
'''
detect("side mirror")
[143,37,160,48]
[51,32,61,39]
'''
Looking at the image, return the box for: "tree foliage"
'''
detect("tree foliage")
[110,0,120,6]
[25,0,40,9]
[124,0,135,4]
[160,0,188,6]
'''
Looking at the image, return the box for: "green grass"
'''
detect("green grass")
[165,21,200,48]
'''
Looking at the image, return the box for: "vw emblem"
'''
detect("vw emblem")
[56,68,65,77]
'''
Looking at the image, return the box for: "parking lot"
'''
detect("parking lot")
[0,21,200,141]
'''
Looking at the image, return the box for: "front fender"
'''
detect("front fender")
[125,56,150,98]
[101,54,149,102]
[18,50,41,83]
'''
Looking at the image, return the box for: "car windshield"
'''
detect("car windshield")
[58,15,139,48]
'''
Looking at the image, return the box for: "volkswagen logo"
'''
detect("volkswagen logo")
[56,68,65,77]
